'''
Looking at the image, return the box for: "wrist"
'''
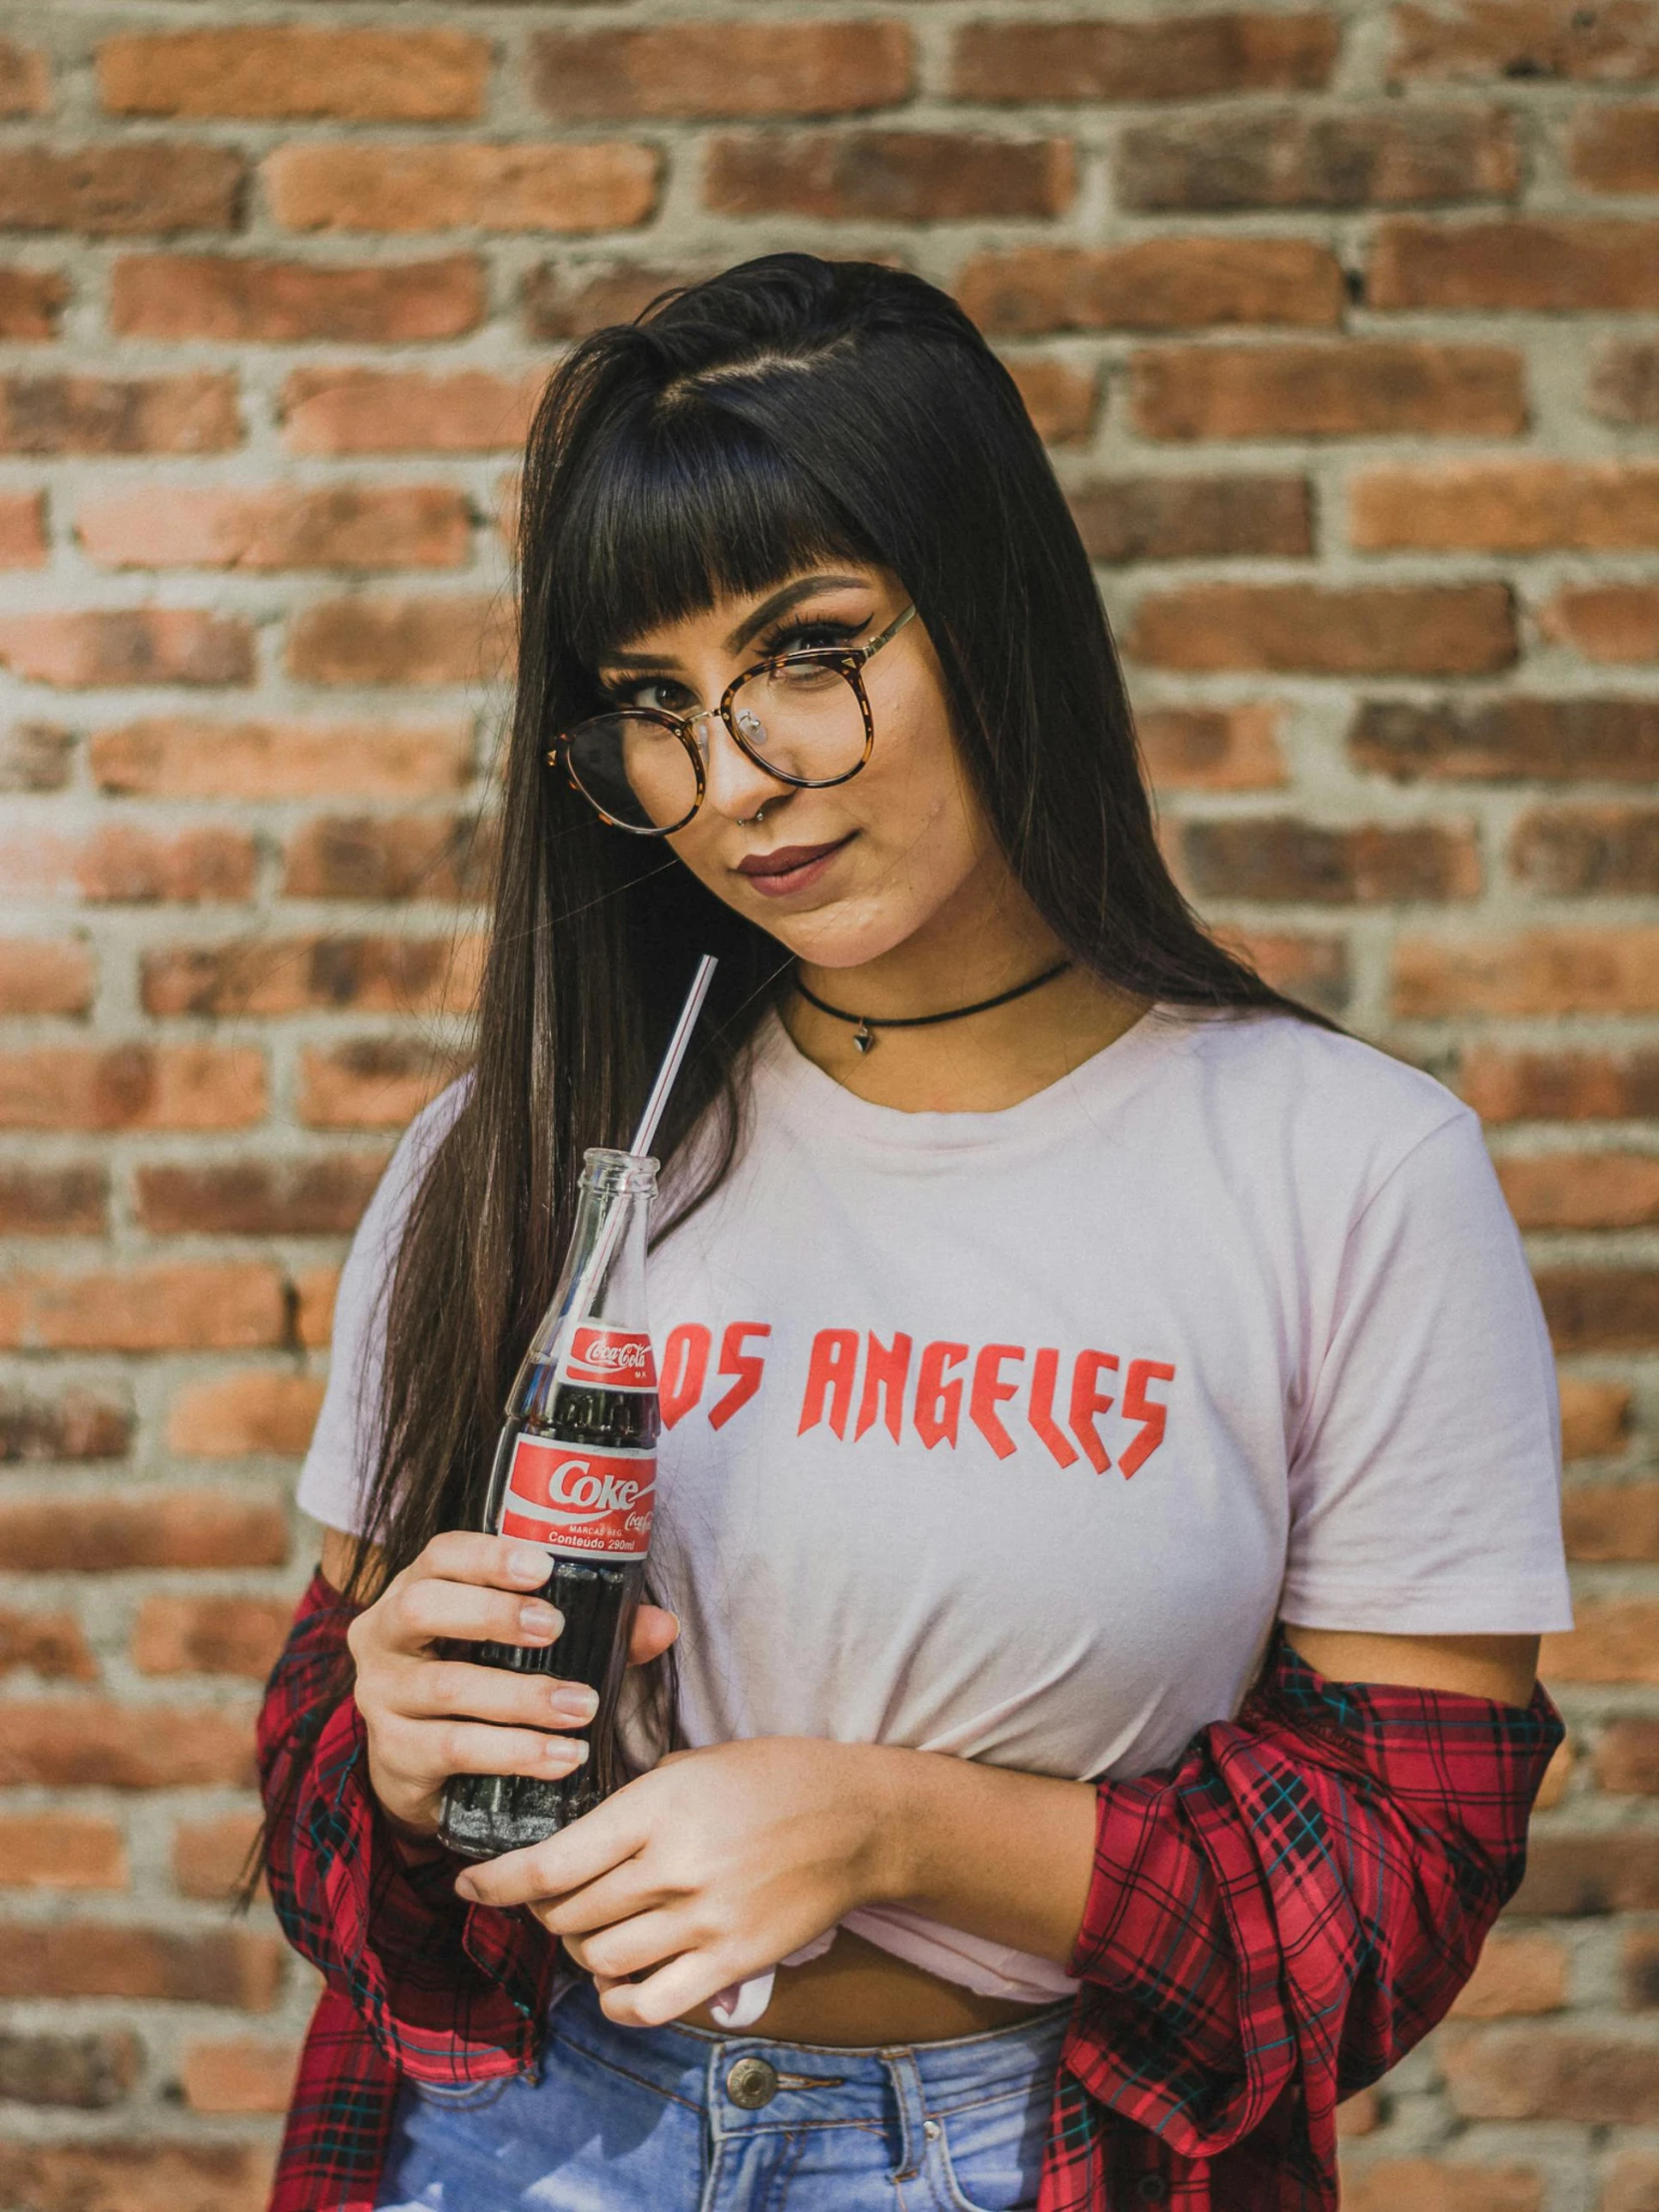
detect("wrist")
[851,1743,936,1910]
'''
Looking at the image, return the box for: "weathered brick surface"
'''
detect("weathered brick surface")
[1,2,1655,2190]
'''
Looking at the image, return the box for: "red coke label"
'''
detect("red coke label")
[499,1437,656,1559]
[559,1324,657,1391]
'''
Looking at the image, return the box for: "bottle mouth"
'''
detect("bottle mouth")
[581,1145,659,1191]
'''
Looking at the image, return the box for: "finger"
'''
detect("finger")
[380,1713,589,1788]
[454,1793,644,1907]
[388,1655,598,1733]
[524,1859,674,1939]
[626,1604,680,1668]
[598,1950,731,2031]
[413,1532,558,1594]
[558,1910,686,1982]
[382,1576,564,1656]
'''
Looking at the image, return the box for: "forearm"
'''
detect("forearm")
[865,1744,1098,1968]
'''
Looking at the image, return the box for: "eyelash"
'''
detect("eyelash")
[603,614,866,711]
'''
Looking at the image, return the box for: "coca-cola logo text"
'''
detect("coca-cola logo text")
[501,1435,655,1560]
[563,1326,656,1389]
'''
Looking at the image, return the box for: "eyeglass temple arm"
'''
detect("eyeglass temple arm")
[857,602,917,663]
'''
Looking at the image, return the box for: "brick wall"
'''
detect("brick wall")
[0,2,1655,2206]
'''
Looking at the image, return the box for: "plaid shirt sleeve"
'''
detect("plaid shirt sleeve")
[1036,1627,1566,2212]
[257,1568,559,2212]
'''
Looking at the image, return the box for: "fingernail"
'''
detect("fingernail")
[549,1684,598,1723]
[519,1602,562,1641]
[506,1542,553,1585]
[546,1737,589,1769]
[455,1874,479,1902]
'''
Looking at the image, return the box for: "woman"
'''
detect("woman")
[261,254,1570,2212]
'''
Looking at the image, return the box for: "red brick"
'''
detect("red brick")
[168,1372,326,1458]
[0,1386,130,1463]
[1444,2025,1659,2122]
[1119,104,1516,210]
[173,1811,264,1902]
[0,1264,284,1352]
[0,1700,257,1788]
[1371,218,1659,309]
[1139,705,1287,791]
[287,592,514,686]
[0,1491,286,1572]
[80,483,470,572]
[0,1921,279,2007]
[1353,460,1659,551]
[92,715,471,800]
[1607,2151,1659,2212]
[1571,103,1659,194]
[1499,1150,1659,1228]
[1352,695,1659,782]
[522,259,716,340]
[0,824,254,904]
[1624,1929,1659,2010]
[1510,804,1659,895]
[0,721,71,792]
[141,933,485,1018]
[1565,1482,1659,1559]
[281,367,540,456]
[1537,1272,1659,1354]
[181,2035,300,2115]
[1335,2087,1381,2138]
[0,490,45,567]
[297,1036,464,1128]
[0,42,47,116]
[1339,2162,1541,2212]
[282,812,492,901]
[0,1610,96,1682]
[0,1044,264,1131]
[266,143,659,237]
[1393,928,1659,1017]
[0,1164,105,1236]
[0,608,253,688]
[1596,1719,1659,1795]
[0,1815,127,1891]
[1130,582,1515,676]
[1215,926,1351,1013]
[0,937,93,1015]
[707,131,1074,222]
[0,2141,273,2212]
[1129,340,1525,439]
[534,22,912,119]
[294,1266,339,1351]
[1448,1933,1569,2017]
[98,28,487,122]
[1558,1378,1635,1460]
[1543,585,1659,664]
[140,1155,386,1237]
[1592,338,1659,425]
[0,143,243,234]
[1511,1832,1659,1914]
[1184,816,1479,902]
[0,370,239,454]
[1068,475,1310,563]
[0,265,65,337]
[1391,1,1659,80]
[132,1595,291,1680]
[0,2029,139,2110]
[951,13,1337,101]
[112,252,484,343]
[1003,355,1096,445]
[958,239,1344,333]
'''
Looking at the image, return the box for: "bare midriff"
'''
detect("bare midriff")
[679,1928,1058,2045]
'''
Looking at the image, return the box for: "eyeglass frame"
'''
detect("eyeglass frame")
[549,600,919,836]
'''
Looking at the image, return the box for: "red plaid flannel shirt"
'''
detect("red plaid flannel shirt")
[258,1569,1562,2212]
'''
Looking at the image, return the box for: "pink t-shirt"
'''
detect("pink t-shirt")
[298,1005,1572,2003]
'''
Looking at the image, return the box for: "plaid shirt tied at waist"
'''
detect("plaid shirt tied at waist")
[257,1569,1563,2212]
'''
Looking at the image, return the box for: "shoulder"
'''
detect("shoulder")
[346,1073,474,1276]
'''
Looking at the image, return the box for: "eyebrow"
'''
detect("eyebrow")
[600,573,872,670]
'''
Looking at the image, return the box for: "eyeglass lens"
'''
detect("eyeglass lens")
[567,657,867,832]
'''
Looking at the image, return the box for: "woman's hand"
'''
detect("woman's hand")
[454,1736,903,2025]
[341,1531,680,1839]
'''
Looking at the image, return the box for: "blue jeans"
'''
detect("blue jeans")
[376,1977,1070,2211]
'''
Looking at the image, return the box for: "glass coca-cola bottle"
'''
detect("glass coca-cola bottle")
[439,1147,660,1862]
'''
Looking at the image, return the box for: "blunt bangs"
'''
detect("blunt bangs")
[545,388,879,672]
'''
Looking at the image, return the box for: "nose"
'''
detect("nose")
[697,706,791,827]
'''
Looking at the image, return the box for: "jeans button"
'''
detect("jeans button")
[1137,2177,1167,2203]
[726,2055,779,2109]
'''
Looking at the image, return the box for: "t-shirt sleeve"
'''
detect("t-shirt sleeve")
[1281,1106,1574,1636]
[294,1082,468,1537]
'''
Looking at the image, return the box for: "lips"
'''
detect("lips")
[736,835,852,882]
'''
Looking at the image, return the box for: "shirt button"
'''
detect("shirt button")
[726,2055,779,2109]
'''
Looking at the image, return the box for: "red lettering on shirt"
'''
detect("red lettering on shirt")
[913,1341,969,1450]
[708,1322,771,1432]
[1069,1351,1120,1476]
[1120,1359,1176,1478]
[1027,1347,1080,1469]
[799,1328,860,1439]
[855,1332,912,1442]
[969,1343,1025,1461]
[659,1322,712,1430]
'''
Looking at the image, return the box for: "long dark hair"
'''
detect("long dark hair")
[345,251,1325,1601]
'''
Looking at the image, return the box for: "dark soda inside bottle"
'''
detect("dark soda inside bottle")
[439,1149,660,1863]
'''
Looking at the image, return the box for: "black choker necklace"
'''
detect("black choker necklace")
[794,959,1072,1055]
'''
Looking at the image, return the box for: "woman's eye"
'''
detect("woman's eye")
[763,618,860,656]
[610,678,689,716]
